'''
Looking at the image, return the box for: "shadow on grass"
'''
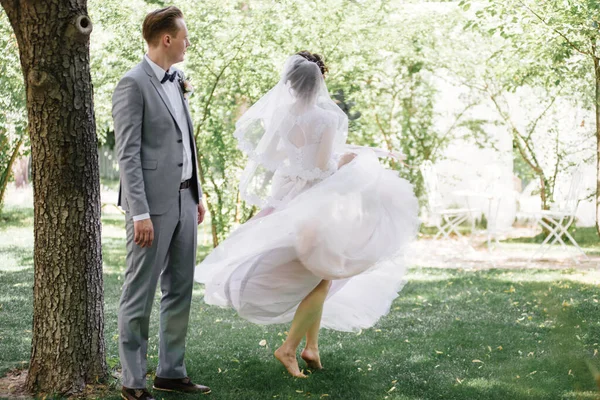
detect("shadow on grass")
[100,178,120,192]
[0,245,34,269]
[101,214,126,229]
[6,268,593,399]
[3,220,600,400]
[0,208,34,230]
[0,268,32,375]
[102,237,128,274]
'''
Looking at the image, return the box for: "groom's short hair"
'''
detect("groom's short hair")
[143,6,184,47]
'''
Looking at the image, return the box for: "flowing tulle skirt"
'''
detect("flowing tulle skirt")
[194,150,419,332]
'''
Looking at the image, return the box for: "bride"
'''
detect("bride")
[195,51,419,378]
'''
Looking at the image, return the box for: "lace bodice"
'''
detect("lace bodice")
[234,55,349,209]
[242,107,339,208]
[276,108,338,180]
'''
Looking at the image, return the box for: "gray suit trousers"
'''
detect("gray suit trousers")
[118,187,197,389]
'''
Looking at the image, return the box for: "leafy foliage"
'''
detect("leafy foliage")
[2,0,596,236]
[463,0,599,223]
[455,0,597,210]
[0,10,27,212]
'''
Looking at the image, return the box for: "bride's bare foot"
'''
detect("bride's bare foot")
[301,348,323,370]
[275,347,307,378]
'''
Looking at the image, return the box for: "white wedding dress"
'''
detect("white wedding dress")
[194,55,419,332]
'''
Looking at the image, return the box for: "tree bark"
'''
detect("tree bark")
[0,0,106,395]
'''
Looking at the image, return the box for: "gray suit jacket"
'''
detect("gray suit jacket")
[112,59,202,216]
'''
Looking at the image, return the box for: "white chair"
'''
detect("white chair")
[420,161,478,240]
[524,165,588,262]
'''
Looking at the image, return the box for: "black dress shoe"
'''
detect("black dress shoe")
[121,387,155,400]
[153,376,211,394]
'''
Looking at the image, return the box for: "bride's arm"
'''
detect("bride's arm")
[337,152,356,168]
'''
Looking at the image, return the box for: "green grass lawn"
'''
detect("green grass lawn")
[1,206,600,399]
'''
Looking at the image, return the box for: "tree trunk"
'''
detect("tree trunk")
[209,176,223,246]
[594,54,600,237]
[539,176,549,211]
[0,135,23,210]
[0,0,106,395]
[196,149,219,247]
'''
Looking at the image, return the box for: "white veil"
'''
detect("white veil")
[234,55,349,208]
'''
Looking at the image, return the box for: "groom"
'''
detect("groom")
[112,6,209,400]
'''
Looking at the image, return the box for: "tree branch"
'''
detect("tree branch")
[489,94,542,174]
[0,135,23,206]
[550,130,562,202]
[525,93,558,140]
[429,100,479,157]
[195,39,246,141]
[517,0,592,57]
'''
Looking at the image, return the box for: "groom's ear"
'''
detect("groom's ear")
[164,34,171,46]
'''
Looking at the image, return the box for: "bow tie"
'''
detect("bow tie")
[161,71,177,84]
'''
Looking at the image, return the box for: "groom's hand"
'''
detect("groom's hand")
[134,219,154,248]
[198,203,206,225]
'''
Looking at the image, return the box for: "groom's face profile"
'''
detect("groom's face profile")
[143,6,190,66]
[165,19,190,64]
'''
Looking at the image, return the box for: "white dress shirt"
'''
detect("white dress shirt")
[133,55,193,222]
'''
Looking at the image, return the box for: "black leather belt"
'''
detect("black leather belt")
[180,178,192,190]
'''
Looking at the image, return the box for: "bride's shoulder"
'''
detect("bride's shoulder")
[311,108,337,123]
[318,110,339,130]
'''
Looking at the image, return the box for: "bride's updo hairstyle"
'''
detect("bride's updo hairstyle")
[296,50,328,76]
[284,51,328,106]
